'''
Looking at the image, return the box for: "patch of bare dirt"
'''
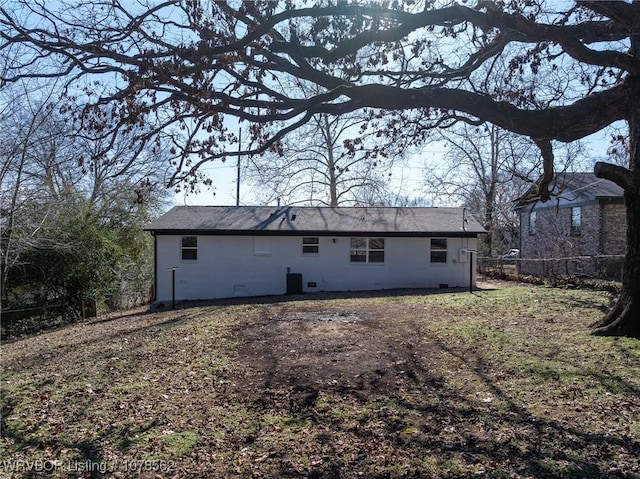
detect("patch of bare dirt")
[235,303,444,408]
[232,281,507,406]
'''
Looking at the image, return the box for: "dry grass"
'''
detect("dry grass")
[1,281,639,478]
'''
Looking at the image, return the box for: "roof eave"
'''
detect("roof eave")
[144,228,485,237]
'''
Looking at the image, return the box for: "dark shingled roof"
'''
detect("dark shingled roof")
[515,172,624,207]
[145,206,486,237]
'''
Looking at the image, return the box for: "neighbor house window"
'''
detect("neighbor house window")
[529,211,537,235]
[571,207,582,235]
[350,238,385,263]
[181,236,198,260]
[430,238,447,263]
[302,237,319,254]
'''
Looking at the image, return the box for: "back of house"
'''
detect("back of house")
[145,206,485,303]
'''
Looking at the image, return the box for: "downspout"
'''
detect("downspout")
[463,209,470,288]
[153,232,157,303]
[518,208,523,275]
[469,248,474,293]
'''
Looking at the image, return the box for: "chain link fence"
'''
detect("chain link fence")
[1,288,152,340]
[478,255,624,283]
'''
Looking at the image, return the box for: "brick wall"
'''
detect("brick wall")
[601,202,626,255]
[519,202,602,276]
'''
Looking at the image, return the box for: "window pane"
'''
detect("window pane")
[431,251,447,263]
[182,236,197,248]
[182,249,197,260]
[431,238,447,250]
[302,237,319,254]
[529,211,537,234]
[571,207,581,234]
[572,207,581,226]
[369,238,385,250]
[369,250,385,263]
[350,251,366,262]
[351,238,366,249]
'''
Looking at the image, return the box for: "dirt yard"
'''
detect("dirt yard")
[236,300,449,407]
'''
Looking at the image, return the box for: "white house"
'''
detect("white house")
[145,206,485,303]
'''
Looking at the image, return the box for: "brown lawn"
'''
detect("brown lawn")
[1,280,639,478]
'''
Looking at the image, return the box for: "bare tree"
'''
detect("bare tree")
[426,123,588,256]
[2,1,639,336]
[0,79,67,303]
[246,112,395,206]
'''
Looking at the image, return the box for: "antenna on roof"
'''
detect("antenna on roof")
[277,197,281,211]
[236,128,241,206]
[462,207,468,231]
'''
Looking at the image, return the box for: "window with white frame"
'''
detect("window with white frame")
[571,207,582,235]
[181,236,198,260]
[430,238,447,263]
[302,237,319,254]
[350,238,385,263]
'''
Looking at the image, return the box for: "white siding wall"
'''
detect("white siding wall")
[154,235,478,302]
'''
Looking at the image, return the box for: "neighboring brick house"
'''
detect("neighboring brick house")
[514,172,626,279]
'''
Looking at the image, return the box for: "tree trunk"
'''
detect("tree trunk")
[322,115,339,207]
[592,47,640,338]
[485,125,499,257]
[591,185,640,338]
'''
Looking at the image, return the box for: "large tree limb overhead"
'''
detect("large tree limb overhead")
[594,161,635,191]
[304,81,628,143]
[146,78,626,145]
[1,0,637,175]
[578,1,640,31]
[270,3,638,73]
